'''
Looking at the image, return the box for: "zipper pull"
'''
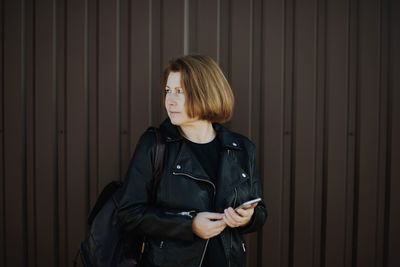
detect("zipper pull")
[179,210,197,218]
[160,241,164,248]
[242,242,246,252]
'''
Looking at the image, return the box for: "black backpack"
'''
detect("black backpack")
[75,128,165,267]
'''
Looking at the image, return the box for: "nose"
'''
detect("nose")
[166,94,177,106]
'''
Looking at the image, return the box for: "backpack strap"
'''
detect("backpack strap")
[150,128,165,203]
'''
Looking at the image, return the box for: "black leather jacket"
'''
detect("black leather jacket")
[117,119,267,267]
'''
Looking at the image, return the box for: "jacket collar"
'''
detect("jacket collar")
[159,118,243,151]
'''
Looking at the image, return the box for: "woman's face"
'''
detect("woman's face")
[165,72,197,126]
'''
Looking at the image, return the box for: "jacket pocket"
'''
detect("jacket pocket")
[144,238,204,267]
[229,232,247,267]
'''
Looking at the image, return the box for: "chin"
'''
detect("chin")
[169,117,182,126]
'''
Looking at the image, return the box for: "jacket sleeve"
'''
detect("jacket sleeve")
[117,130,195,241]
[238,145,268,234]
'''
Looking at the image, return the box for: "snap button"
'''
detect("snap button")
[241,173,247,178]
[176,164,181,170]
[232,142,238,147]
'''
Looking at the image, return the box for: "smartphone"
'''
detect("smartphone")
[236,198,262,210]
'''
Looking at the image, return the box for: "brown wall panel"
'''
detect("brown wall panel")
[315,0,326,265]
[65,0,88,263]
[356,0,382,266]
[1,0,399,266]
[346,0,359,265]
[3,0,26,266]
[250,0,262,148]
[324,0,350,266]
[130,1,152,152]
[25,0,36,264]
[34,0,58,265]
[87,0,98,209]
[97,0,119,191]
[283,0,296,265]
[150,0,163,126]
[55,0,66,265]
[217,0,231,77]
[230,0,252,137]
[387,1,400,266]
[161,0,185,67]
[292,0,320,266]
[196,0,219,61]
[262,0,287,266]
[0,0,4,264]
[119,0,130,177]
[376,0,390,265]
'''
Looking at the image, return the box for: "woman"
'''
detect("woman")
[118,55,267,267]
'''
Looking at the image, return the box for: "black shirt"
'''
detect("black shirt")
[185,137,220,183]
[185,137,228,267]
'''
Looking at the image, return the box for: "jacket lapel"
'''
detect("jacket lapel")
[159,118,250,211]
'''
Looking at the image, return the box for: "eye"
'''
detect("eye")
[177,88,184,94]
[165,88,171,94]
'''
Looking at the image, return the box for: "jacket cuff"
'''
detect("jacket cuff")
[238,206,267,234]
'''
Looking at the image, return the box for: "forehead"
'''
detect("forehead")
[166,72,182,87]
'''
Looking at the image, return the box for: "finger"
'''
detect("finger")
[235,207,254,217]
[235,203,256,214]
[201,216,226,235]
[224,208,243,227]
[227,208,245,222]
[223,214,242,228]
[223,215,236,228]
[210,218,227,228]
[229,207,250,225]
[204,212,225,220]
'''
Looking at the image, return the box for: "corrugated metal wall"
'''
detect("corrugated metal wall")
[1,0,399,266]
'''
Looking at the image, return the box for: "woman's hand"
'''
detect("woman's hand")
[223,204,257,228]
[192,212,227,239]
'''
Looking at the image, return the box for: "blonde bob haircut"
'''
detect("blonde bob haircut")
[162,55,234,123]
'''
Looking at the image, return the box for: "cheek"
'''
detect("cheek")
[181,101,188,114]
[176,97,186,109]
[180,96,186,108]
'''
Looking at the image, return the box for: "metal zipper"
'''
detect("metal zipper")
[172,171,216,267]
[227,188,238,267]
[172,172,216,195]
[230,188,238,248]
[198,239,210,267]
[165,210,196,219]
[179,211,196,218]
[233,188,238,209]
[228,234,232,267]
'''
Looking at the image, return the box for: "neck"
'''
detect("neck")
[179,120,216,144]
